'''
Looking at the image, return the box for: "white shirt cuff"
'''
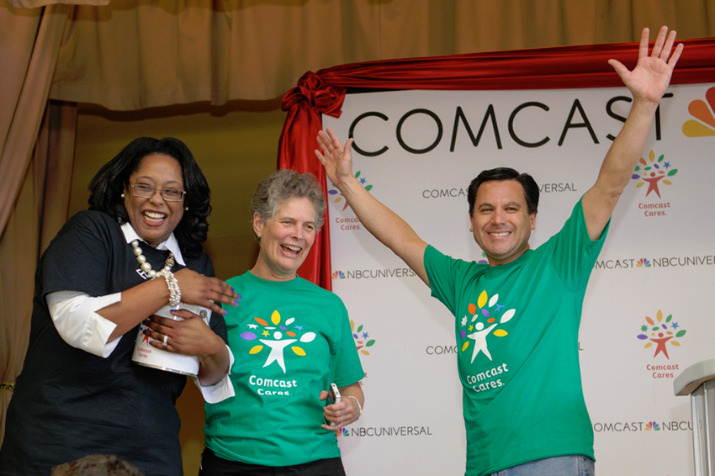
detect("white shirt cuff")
[193,344,235,403]
[47,291,122,357]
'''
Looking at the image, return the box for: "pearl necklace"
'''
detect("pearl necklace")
[131,240,175,278]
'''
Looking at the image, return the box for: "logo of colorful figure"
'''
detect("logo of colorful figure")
[631,150,677,198]
[636,309,686,359]
[240,310,315,373]
[460,290,515,363]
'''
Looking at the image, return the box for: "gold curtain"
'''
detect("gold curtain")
[0,2,74,436]
[45,0,715,110]
[0,3,70,234]
[0,101,76,442]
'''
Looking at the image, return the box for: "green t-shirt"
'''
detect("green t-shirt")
[425,199,607,476]
[204,271,365,466]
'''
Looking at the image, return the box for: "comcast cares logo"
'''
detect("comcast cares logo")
[682,86,715,137]
[239,310,316,373]
[631,150,677,198]
[351,320,375,356]
[328,171,373,210]
[459,290,515,363]
[636,309,686,359]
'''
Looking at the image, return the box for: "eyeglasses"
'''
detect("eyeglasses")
[130,183,186,202]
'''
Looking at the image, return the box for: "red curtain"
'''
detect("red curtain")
[278,37,715,289]
[278,73,345,289]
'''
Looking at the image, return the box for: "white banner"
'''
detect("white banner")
[324,84,715,475]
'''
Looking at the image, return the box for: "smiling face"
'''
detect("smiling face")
[251,196,318,281]
[470,179,536,266]
[123,153,185,248]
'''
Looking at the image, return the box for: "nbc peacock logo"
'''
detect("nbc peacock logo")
[636,309,686,359]
[645,422,661,431]
[328,171,373,211]
[682,86,715,137]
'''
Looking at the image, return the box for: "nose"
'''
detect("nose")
[491,208,506,224]
[285,222,301,240]
[148,189,166,204]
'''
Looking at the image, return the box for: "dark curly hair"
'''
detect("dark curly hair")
[467,167,539,217]
[88,137,211,258]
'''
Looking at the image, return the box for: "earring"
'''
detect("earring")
[185,207,189,211]
[121,193,125,198]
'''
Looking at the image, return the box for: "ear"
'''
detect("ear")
[252,212,264,239]
[529,212,537,230]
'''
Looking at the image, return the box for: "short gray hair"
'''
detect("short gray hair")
[250,169,326,238]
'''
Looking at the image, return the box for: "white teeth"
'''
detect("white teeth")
[144,211,166,220]
[283,244,301,252]
[490,232,509,237]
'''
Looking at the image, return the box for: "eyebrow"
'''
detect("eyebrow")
[276,215,316,226]
[478,201,522,209]
[134,176,184,186]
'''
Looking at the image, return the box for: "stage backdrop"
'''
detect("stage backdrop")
[278,37,715,476]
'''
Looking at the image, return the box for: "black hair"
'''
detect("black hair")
[88,137,211,258]
[467,167,539,216]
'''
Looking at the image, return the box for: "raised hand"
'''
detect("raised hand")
[608,26,683,104]
[315,127,355,189]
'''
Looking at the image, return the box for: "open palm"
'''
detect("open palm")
[608,26,683,103]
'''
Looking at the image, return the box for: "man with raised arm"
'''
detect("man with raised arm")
[315,26,682,476]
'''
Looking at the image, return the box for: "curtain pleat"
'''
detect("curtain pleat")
[43,0,715,110]
[0,3,70,235]
[0,102,77,443]
[0,5,73,439]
